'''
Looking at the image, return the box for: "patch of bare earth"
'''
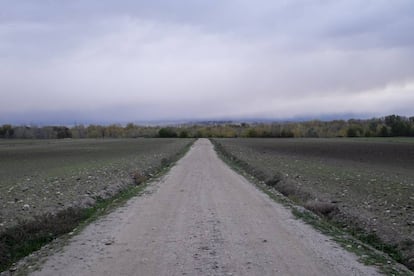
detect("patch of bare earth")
[212,138,414,270]
[0,138,194,271]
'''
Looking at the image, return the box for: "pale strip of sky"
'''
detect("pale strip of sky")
[0,0,413,124]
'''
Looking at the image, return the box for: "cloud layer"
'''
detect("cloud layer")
[1,0,414,124]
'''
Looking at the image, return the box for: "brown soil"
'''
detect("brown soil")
[212,138,414,270]
[0,138,194,271]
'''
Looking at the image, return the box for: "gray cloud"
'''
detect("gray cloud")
[0,0,413,124]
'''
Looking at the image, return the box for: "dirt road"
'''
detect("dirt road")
[31,139,379,276]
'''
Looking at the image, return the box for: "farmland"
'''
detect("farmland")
[212,138,414,269]
[0,138,193,233]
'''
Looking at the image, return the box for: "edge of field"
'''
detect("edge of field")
[0,139,196,275]
[210,138,413,276]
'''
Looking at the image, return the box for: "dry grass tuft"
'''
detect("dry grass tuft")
[304,200,338,216]
[131,171,148,185]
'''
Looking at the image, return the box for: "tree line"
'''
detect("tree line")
[1,115,413,139]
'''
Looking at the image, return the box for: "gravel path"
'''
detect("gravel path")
[31,139,379,276]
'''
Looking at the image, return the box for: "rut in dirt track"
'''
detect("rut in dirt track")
[32,139,379,276]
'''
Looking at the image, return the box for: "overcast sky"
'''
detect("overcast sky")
[1,0,414,124]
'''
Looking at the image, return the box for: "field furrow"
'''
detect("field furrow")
[212,138,414,270]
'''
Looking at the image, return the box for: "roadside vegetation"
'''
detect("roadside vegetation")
[0,138,194,272]
[211,138,414,271]
[1,114,414,139]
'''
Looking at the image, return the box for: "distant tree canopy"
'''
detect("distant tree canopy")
[158,128,178,138]
[179,130,189,138]
[0,124,13,138]
[1,114,413,139]
[54,127,72,139]
[384,115,412,136]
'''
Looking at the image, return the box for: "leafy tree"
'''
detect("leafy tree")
[347,126,364,137]
[347,127,357,137]
[71,125,87,139]
[87,125,105,138]
[280,129,294,138]
[305,128,319,138]
[0,124,14,138]
[379,126,389,137]
[246,128,258,137]
[53,127,72,139]
[179,130,189,138]
[1,114,413,139]
[385,115,410,136]
[158,128,177,138]
[105,124,124,138]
